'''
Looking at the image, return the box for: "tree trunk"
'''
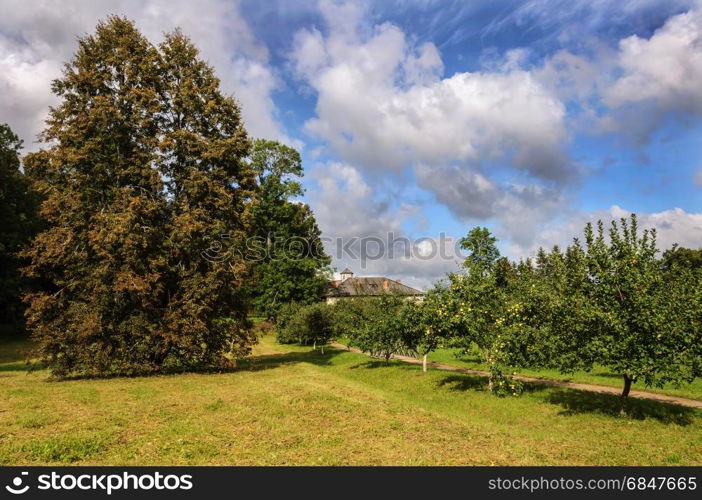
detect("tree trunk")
[321,345,324,355]
[619,374,633,416]
[422,354,427,373]
[313,340,316,350]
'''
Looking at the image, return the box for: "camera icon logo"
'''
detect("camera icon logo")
[5,472,30,494]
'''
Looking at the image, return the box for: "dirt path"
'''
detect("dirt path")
[330,342,702,409]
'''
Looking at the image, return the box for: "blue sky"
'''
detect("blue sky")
[1,0,701,288]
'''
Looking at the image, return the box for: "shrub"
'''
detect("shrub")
[276,302,335,351]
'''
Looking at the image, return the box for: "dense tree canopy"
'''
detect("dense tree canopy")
[0,124,40,326]
[580,217,701,410]
[247,139,331,319]
[662,245,702,271]
[21,17,256,376]
[276,301,335,352]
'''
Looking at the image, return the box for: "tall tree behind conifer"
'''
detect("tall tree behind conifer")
[0,124,40,328]
[247,139,330,319]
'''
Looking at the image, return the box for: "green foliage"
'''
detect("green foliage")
[275,302,303,344]
[0,124,41,326]
[276,302,335,350]
[487,364,524,397]
[662,245,702,271]
[21,17,256,377]
[247,139,331,319]
[343,296,420,363]
[580,216,702,396]
[429,230,525,392]
[459,226,500,275]
[417,218,702,404]
[523,217,702,407]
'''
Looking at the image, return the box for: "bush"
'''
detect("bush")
[276,302,335,350]
[275,302,303,344]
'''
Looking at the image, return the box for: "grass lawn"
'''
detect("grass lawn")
[0,333,700,465]
[426,347,702,401]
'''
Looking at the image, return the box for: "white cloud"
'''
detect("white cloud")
[0,46,61,149]
[290,3,576,259]
[605,9,702,110]
[0,0,293,149]
[533,6,702,144]
[292,8,571,181]
[597,8,702,142]
[505,205,702,259]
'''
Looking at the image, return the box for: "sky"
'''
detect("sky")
[1,0,702,289]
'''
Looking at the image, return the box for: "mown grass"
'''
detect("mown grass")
[426,347,702,401]
[0,333,700,465]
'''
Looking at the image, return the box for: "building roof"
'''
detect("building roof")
[340,267,354,275]
[324,276,424,297]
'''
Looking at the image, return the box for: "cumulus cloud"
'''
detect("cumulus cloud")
[605,9,702,110]
[0,0,292,148]
[533,5,702,144]
[291,1,578,253]
[416,165,499,220]
[599,8,702,142]
[292,11,570,181]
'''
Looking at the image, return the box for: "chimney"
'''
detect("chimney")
[383,279,388,290]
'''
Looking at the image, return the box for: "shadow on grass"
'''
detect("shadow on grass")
[437,373,551,395]
[0,361,34,373]
[238,347,343,372]
[0,335,44,375]
[437,372,696,425]
[0,336,33,364]
[1,337,344,381]
[438,374,489,392]
[544,389,697,426]
[349,360,393,370]
[348,358,434,371]
[53,347,344,381]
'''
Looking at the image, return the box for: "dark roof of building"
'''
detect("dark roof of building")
[324,276,424,297]
[340,268,353,275]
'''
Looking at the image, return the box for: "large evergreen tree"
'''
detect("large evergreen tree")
[156,30,257,367]
[22,17,255,376]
